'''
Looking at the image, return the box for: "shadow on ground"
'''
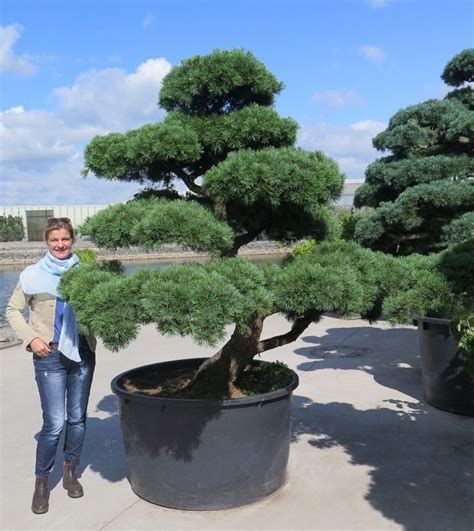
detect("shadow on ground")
[41,394,128,490]
[292,325,474,531]
[295,325,422,400]
[43,389,223,491]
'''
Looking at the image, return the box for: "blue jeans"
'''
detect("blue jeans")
[33,338,95,477]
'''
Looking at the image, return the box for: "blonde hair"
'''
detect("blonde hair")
[44,217,75,242]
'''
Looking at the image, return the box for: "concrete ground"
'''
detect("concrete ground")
[1,314,473,531]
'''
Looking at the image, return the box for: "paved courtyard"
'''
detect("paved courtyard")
[1,314,473,530]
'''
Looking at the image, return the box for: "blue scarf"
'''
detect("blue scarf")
[20,251,81,362]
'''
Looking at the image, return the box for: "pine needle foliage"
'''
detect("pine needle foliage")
[60,242,391,350]
[60,259,273,349]
[80,199,234,255]
[354,49,474,255]
[158,49,284,115]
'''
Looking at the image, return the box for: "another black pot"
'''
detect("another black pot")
[414,316,474,416]
[111,357,299,510]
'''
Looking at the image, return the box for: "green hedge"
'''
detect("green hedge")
[0,215,25,242]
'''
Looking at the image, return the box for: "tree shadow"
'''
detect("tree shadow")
[295,325,422,401]
[113,358,224,462]
[39,394,128,489]
[291,324,474,530]
[80,394,128,481]
[41,384,223,494]
[292,396,474,531]
[117,393,222,462]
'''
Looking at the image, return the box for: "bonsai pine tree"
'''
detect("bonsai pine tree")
[61,49,389,397]
[353,48,474,255]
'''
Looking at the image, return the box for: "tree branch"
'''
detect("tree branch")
[257,311,322,353]
[387,231,430,242]
[222,227,263,257]
[234,228,263,249]
[176,169,205,196]
[214,201,227,220]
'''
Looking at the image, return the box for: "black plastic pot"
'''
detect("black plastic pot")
[414,316,474,416]
[111,357,299,510]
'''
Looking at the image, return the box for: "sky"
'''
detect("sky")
[1,0,472,206]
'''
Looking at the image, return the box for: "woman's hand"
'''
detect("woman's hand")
[30,338,52,357]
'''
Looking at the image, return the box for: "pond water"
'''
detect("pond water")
[0,255,281,316]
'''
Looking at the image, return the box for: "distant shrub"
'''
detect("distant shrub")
[75,249,98,265]
[338,207,373,241]
[100,259,125,275]
[454,312,474,375]
[0,215,25,242]
[292,238,317,257]
[76,248,125,275]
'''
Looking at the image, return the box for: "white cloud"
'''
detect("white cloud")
[143,14,155,27]
[53,58,171,131]
[312,89,363,108]
[1,58,172,205]
[439,84,451,98]
[349,120,386,134]
[359,45,387,64]
[0,107,95,163]
[335,156,370,177]
[1,158,143,205]
[0,24,37,75]
[368,0,392,8]
[297,120,386,179]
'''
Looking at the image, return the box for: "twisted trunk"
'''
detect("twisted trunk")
[188,311,320,398]
[223,228,264,258]
[189,315,264,397]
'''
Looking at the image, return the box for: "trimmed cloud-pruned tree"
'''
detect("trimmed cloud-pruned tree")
[61,49,398,397]
[354,49,474,255]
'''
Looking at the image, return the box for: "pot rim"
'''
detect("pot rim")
[413,315,452,326]
[111,357,299,408]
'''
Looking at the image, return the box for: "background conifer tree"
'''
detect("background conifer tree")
[354,49,474,255]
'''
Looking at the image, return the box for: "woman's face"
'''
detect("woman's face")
[47,228,73,260]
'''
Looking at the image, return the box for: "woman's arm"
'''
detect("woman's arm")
[5,282,51,355]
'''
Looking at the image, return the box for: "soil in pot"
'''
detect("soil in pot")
[121,360,294,400]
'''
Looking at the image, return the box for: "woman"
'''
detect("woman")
[6,217,96,515]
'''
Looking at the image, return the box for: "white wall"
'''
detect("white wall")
[334,179,365,208]
[0,205,110,241]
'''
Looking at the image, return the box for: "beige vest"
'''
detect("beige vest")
[6,281,97,353]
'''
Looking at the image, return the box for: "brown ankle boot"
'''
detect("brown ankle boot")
[63,461,84,498]
[32,477,49,514]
